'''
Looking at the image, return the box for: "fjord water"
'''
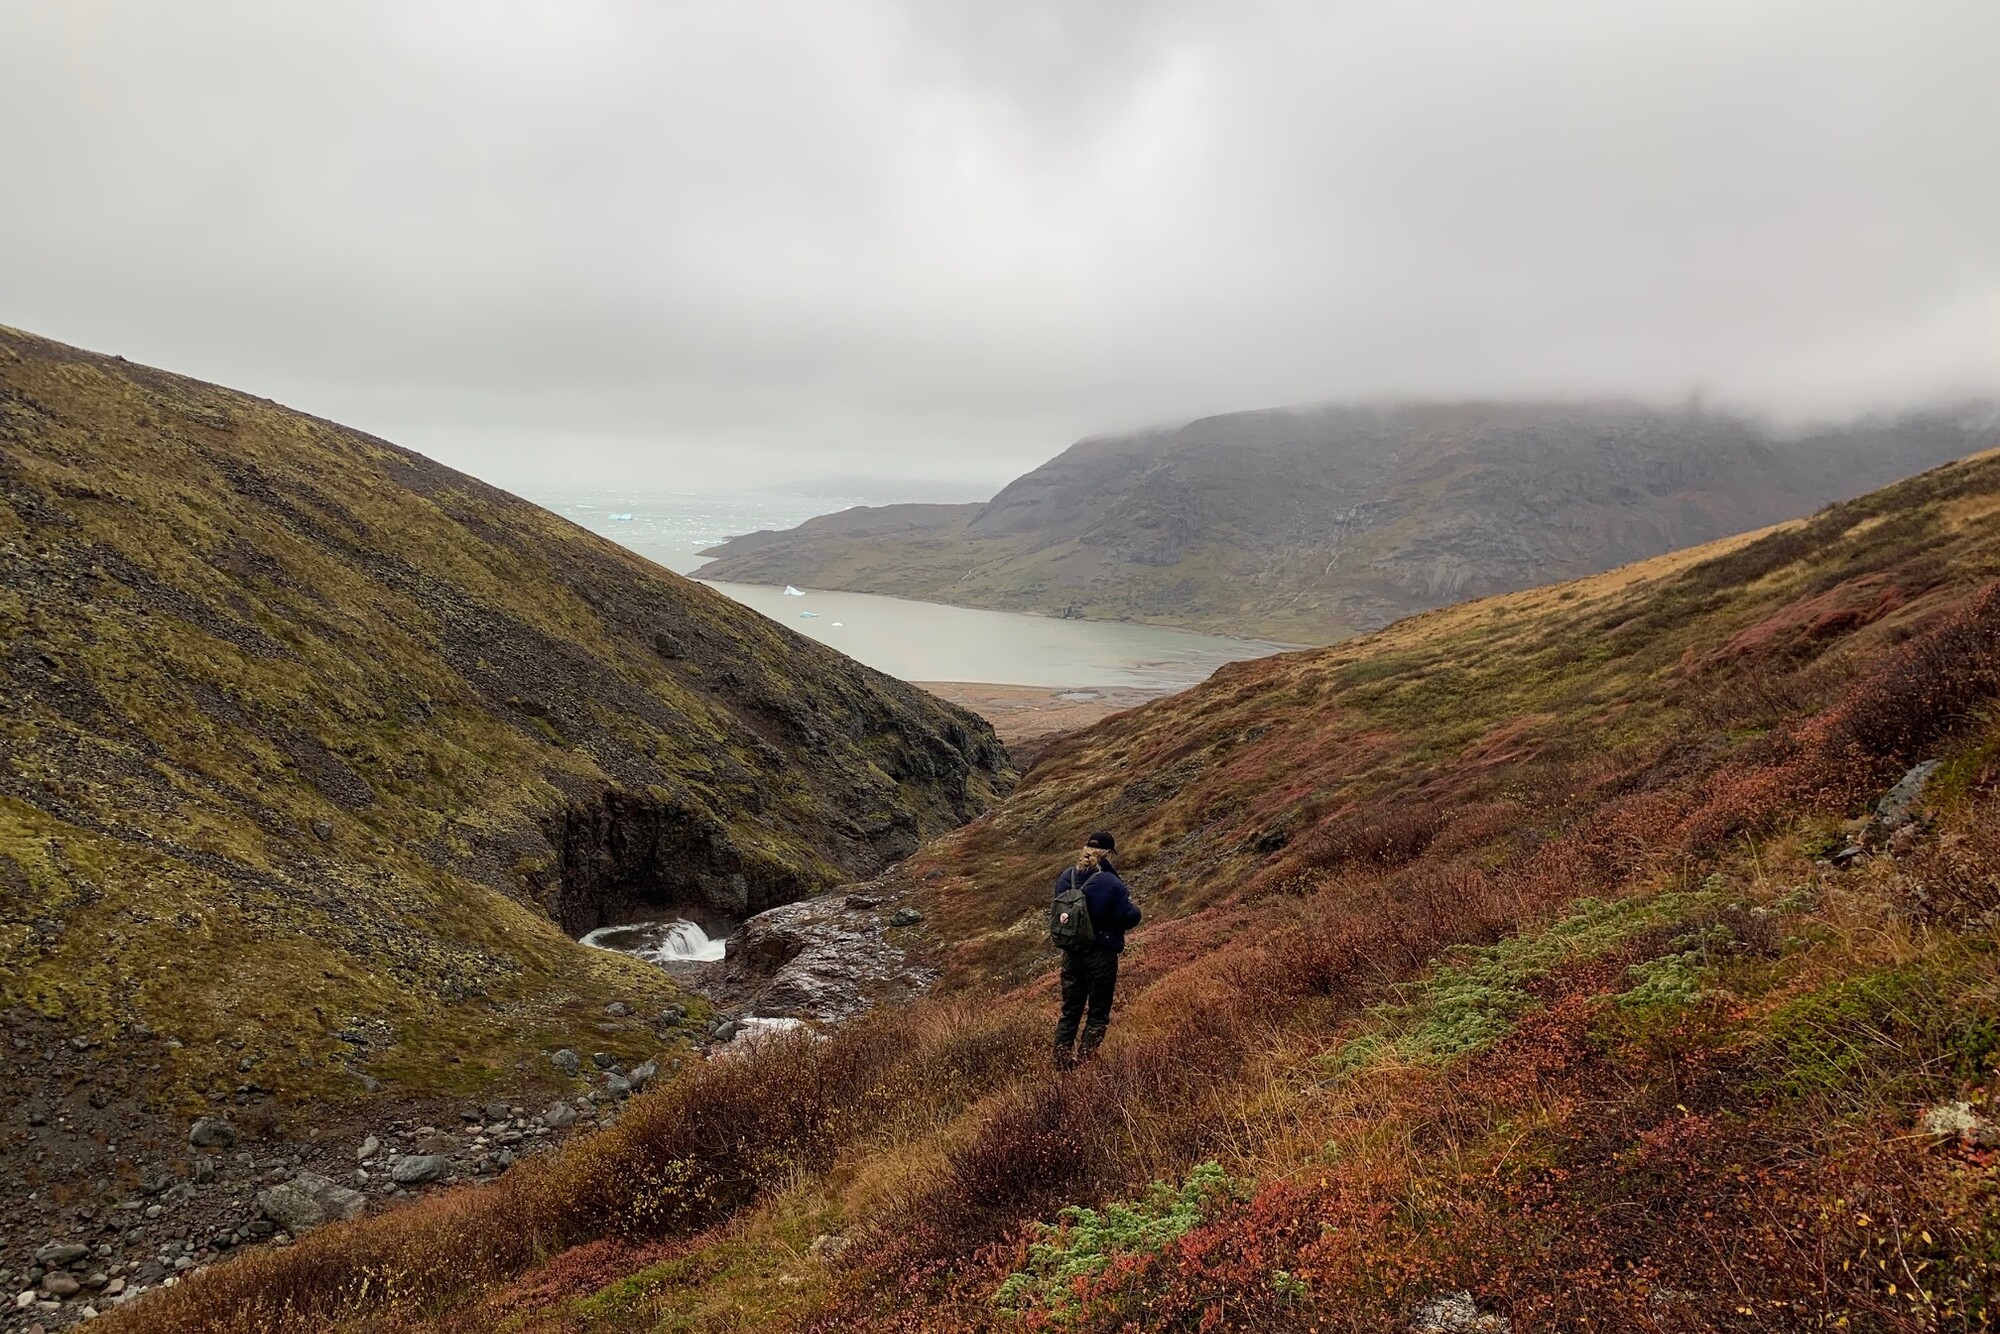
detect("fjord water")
[538,489,1287,688]
[700,580,1284,688]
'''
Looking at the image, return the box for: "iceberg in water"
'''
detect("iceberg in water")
[831,622,843,628]
[800,611,819,619]
[783,585,805,596]
[608,512,634,521]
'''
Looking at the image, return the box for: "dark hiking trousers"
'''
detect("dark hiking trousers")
[1055,947,1119,1065]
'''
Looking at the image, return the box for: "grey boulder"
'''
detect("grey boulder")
[1876,758,1941,831]
[549,1048,581,1077]
[188,1117,237,1149]
[256,1173,366,1234]
[388,1153,451,1186]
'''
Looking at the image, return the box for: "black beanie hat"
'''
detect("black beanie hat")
[1085,830,1116,853]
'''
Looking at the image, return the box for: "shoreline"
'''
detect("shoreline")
[690,569,1311,651]
[915,681,1174,766]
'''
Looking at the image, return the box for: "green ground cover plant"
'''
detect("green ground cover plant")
[993,1162,1239,1316]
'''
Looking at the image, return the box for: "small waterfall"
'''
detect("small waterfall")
[580,918,728,964]
[656,920,726,961]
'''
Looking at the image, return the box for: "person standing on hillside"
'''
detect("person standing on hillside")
[1049,830,1142,1069]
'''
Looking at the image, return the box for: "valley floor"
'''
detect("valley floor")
[914,683,1173,769]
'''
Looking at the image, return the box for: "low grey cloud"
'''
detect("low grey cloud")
[2,0,1995,491]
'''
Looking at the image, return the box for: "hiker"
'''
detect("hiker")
[1049,830,1141,1068]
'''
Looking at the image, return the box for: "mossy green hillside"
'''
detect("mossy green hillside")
[0,326,1010,1112]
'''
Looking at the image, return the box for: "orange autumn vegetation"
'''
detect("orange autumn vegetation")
[111,449,2000,1332]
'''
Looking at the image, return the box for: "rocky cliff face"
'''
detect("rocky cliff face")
[0,325,1009,1120]
[695,400,1995,641]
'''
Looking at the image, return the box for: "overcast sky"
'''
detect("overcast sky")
[2,1,1996,494]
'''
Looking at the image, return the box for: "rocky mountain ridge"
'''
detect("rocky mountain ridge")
[696,400,1995,641]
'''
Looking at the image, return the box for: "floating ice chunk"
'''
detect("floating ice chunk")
[831,622,843,628]
[609,513,634,521]
[783,585,805,596]
[800,611,819,618]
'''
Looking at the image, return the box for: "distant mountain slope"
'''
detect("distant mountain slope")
[0,325,1008,1122]
[695,401,1995,641]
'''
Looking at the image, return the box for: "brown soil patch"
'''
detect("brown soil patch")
[915,683,1173,769]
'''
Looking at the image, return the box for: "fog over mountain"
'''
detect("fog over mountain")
[694,399,1998,641]
[2,2,1996,492]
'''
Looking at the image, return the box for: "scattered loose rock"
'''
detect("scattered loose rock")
[890,908,924,928]
[356,1135,380,1162]
[549,1048,581,1077]
[808,1233,851,1263]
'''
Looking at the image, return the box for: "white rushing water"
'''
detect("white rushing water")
[579,919,728,964]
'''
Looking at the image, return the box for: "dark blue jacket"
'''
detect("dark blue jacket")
[1053,858,1142,953]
